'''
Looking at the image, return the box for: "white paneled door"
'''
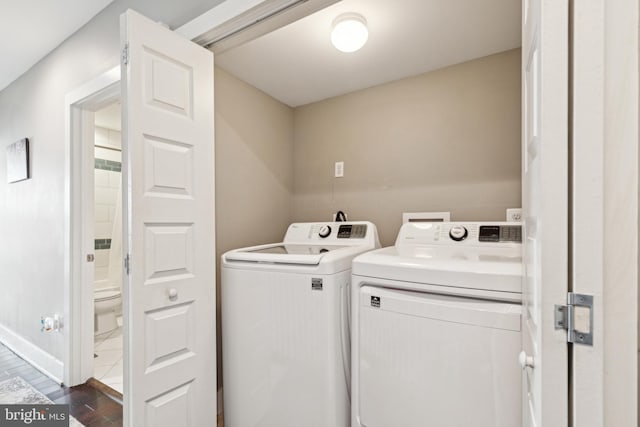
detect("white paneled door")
[521,0,569,426]
[120,10,216,427]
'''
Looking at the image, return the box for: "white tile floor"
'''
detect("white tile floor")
[94,316,123,393]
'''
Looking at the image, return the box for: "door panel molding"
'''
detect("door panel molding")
[120,10,215,426]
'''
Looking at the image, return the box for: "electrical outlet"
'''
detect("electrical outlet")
[334,161,344,178]
[507,208,522,222]
[40,315,61,332]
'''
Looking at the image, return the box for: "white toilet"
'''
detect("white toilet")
[94,289,122,335]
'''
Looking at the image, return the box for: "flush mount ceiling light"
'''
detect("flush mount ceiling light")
[331,13,368,53]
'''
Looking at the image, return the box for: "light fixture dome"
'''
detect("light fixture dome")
[331,13,368,53]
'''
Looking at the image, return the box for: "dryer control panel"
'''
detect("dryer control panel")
[396,222,522,247]
[478,225,522,243]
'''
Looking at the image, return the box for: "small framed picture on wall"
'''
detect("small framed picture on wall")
[6,138,30,183]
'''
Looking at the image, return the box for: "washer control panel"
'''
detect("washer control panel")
[337,224,368,239]
[318,225,332,238]
[314,223,369,239]
[283,222,379,246]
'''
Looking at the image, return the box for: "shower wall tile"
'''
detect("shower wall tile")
[94,128,122,151]
[95,223,112,240]
[95,250,109,268]
[95,169,109,187]
[108,130,122,148]
[94,143,121,163]
[95,127,109,146]
[95,205,109,222]
[108,171,121,188]
[95,247,110,282]
[94,172,119,238]
[94,159,122,172]
[94,239,112,250]
[95,267,108,282]
[94,127,122,286]
[95,187,117,205]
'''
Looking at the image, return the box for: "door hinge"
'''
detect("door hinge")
[121,43,129,65]
[555,293,593,346]
[124,254,130,275]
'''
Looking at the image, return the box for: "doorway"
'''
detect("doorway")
[92,101,124,394]
[64,66,121,388]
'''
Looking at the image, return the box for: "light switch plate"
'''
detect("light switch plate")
[334,161,344,178]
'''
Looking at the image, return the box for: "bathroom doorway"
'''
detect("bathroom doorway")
[63,65,122,390]
[92,102,124,394]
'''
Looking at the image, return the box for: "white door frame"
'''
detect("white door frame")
[571,0,639,424]
[63,0,336,388]
[64,66,121,386]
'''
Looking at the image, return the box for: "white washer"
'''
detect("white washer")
[351,222,522,427]
[222,221,380,427]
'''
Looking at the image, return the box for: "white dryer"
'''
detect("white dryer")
[222,221,380,427]
[351,222,522,427]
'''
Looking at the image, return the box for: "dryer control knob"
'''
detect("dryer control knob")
[319,225,332,238]
[449,225,468,241]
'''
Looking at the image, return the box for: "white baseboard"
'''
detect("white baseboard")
[0,323,64,384]
[218,387,223,414]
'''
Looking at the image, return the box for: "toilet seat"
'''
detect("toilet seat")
[94,290,121,302]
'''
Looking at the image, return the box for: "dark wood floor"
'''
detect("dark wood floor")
[0,342,123,426]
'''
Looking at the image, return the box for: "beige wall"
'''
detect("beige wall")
[214,49,520,387]
[214,66,294,385]
[292,49,521,246]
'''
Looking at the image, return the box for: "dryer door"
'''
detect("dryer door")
[356,285,521,427]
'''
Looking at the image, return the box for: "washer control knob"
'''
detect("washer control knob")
[449,225,468,241]
[318,225,332,238]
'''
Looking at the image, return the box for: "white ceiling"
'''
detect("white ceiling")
[216,0,521,107]
[0,0,113,92]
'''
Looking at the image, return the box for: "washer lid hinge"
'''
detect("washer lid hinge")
[554,293,594,346]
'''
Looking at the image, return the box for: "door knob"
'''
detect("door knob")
[168,288,178,301]
[519,350,534,370]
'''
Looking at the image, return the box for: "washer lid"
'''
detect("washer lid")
[352,245,522,294]
[224,243,345,265]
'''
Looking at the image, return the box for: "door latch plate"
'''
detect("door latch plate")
[555,293,593,346]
